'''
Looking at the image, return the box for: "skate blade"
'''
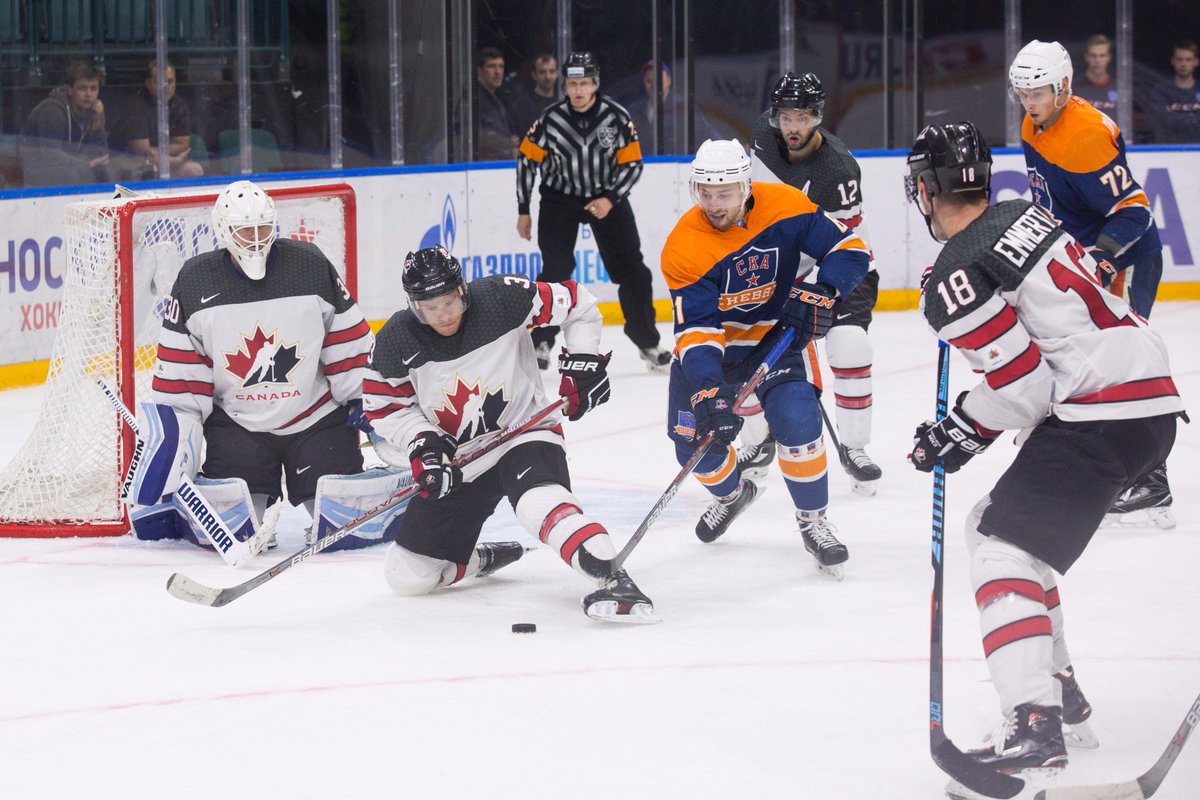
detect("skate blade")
[1064,720,1099,749]
[584,601,662,624]
[851,480,877,497]
[814,561,845,581]
[1102,507,1176,530]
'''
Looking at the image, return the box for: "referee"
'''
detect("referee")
[516,51,669,371]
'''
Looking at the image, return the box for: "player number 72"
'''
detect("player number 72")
[1098,164,1133,196]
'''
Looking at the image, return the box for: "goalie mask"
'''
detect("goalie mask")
[402,246,469,327]
[905,121,992,242]
[212,180,277,280]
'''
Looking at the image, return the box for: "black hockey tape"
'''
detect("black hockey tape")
[511,623,537,634]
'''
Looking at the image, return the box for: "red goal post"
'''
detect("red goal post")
[0,183,357,537]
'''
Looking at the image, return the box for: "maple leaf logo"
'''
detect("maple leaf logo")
[223,326,302,389]
[430,376,508,442]
[288,217,320,243]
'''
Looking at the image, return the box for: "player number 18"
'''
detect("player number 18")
[936,269,977,315]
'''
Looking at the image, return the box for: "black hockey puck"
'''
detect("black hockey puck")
[511,623,537,634]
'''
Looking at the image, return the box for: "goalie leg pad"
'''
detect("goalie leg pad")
[312,468,415,551]
[128,403,202,506]
[967,496,1056,714]
[130,500,191,541]
[169,476,259,548]
[824,325,874,448]
[383,542,464,596]
[515,483,616,580]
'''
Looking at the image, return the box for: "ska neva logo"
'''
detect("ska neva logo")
[223,326,302,391]
[1027,168,1052,215]
[719,245,779,311]
[431,376,508,442]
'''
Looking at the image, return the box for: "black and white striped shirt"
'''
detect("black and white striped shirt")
[516,96,643,214]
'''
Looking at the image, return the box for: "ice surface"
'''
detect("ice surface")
[1,306,1196,799]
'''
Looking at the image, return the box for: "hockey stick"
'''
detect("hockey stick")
[817,398,853,473]
[166,397,570,607]
[97,379,259,568]
[1034,690,1200,800]
[611,326,797,571]
[928,342,1026,799]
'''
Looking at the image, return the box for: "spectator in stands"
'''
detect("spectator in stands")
[18,60,110,187]
[1148,40,1200,144]
[624,61,720,155]
[110,60,204,179]
[1074,34,1118,115]
[474,47,519,160]
[506,53,561,137]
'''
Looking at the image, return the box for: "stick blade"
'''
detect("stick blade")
[933,737,1025,799]
[1034,782,1144,800]
[166,572,227,607]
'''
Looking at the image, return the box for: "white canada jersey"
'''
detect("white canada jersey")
[922,200,1182,429]
[153,239,372,433]
[363,275,602,480]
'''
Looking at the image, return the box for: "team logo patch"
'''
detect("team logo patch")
[673,410,697,440]
[432,377,509,443]
[1027,168,1052,215]
[223,326,302,392]
[597,125,618,149]
[719,245,780,312]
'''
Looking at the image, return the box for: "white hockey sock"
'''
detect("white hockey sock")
[515,484,616,581]
[825,325,873,449]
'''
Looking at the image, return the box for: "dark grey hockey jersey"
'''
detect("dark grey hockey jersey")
[749,112,874,275]
[363,275,601,479]
[922,199,1181,429]
[152,238,371,434]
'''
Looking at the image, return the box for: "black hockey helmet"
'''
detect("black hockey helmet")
[563,51,599,82]
[402,246,469,321]
[905,121,992,203]
[768,72,825,127]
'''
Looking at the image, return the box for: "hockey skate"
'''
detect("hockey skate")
[736,435,775,480]
[1055,666,1099,749]
[476,541,526,578]
[945,704,1068,799]
[1103,464,1175,529]
[695,479,760,543]
[841,446,882,496]
[638,346,672,372]
[581,570,660,624]
[535,341,553,371]
[798,514,849,580]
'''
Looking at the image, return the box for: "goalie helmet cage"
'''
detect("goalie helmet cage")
[0,183,357,538]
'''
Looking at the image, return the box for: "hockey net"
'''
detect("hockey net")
[0,183,357,537]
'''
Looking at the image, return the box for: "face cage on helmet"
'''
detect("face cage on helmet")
[767,104,824,130]
[225,222,277,276]
[409,284,469,325]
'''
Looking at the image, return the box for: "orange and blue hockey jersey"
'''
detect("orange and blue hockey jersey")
[1021,96,1160,267]
[660,181,869,390]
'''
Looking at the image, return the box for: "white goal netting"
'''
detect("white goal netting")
[0,184,355,536]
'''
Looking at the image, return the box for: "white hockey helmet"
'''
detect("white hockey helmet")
[1009,40,1073,101]
[212,180,278,280]
[689,138,752,207]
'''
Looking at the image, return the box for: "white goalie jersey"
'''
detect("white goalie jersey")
[363,275,602,478]
[921,200,1183,430]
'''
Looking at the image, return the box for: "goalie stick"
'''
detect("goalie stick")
[611,326,796,571]
[166,397,570,607]
[928,342,1026,799]
[96,379,274,568]
[1033,690,1200,800]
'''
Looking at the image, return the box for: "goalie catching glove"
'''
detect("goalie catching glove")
[558,351,612,421]
[690,384,742,443]
[781,281,837,340]
[909,399,998,474]
[407,431,462,499]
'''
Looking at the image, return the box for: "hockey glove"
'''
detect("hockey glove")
[558,351,612,421]
[407,431,463,499]
[1086,246,1119,288]
[344,399,374,434]
[781,282,838,341]
[909,402,998,474]
[690,384,743,444]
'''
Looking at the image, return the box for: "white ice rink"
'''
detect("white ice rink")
[1,306,1197,799]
